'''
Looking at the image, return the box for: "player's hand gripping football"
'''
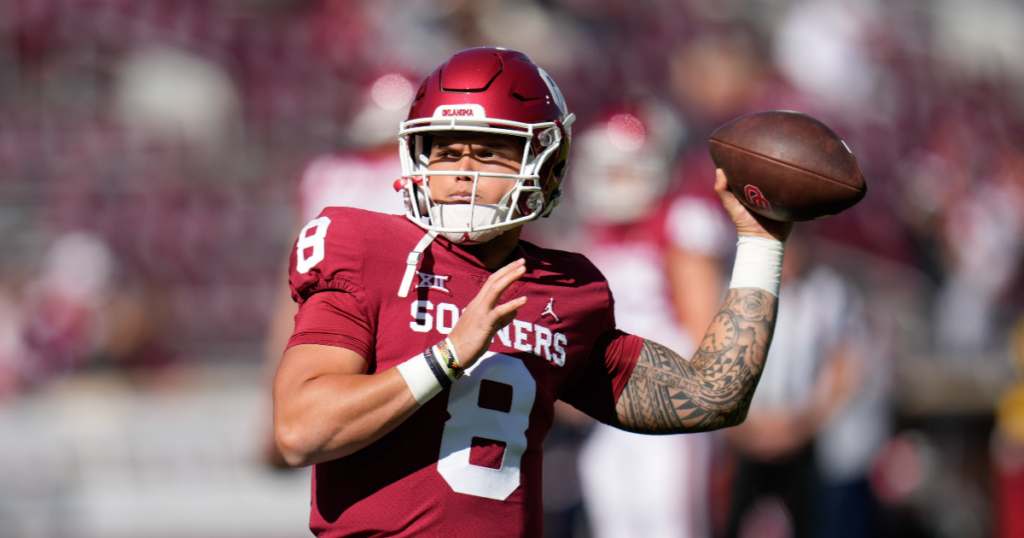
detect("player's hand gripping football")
[448,258,528,368]
[715,169,794,242]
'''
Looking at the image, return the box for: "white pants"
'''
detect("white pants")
[578,424,710,538]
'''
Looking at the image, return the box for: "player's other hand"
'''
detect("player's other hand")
[448,258,528,368]
[715,169,793,242]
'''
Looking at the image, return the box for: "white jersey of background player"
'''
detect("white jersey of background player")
[569,104,732,538]
[262,73,416,466]
[295,73,415,222]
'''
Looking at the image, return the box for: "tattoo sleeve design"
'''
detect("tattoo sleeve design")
[612,289,778,434]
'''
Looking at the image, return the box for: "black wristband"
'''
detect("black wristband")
[423,347,452,389]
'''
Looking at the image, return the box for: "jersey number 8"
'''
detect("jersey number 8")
[438,353,537,500]
[296,216,331,274]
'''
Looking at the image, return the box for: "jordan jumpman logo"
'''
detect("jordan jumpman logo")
[541,297,560,323]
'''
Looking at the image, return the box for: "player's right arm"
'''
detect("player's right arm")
[609,170,793,434]
[273,341,418,467]
[610,288,778,433]
[273,259,527,468]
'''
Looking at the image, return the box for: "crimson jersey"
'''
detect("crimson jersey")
[287,207,642,537]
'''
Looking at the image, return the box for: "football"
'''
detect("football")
[708,110,867,222]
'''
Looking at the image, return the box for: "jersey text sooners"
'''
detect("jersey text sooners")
[410,300,567,366]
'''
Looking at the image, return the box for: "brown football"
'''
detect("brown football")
[708,110,867,222]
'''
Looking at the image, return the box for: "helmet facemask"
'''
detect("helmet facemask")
[396,115,571,244]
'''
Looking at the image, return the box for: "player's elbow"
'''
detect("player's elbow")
[722,404,751,429]
[274,422,317,468]
[275,416,363,467]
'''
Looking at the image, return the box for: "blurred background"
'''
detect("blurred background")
[0,0,1021,537]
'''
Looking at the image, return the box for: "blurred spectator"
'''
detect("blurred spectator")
[930,0,1024,85]
[933,141,1023,356]
[0,282,24,399]
[6,231,166,390]
[772,0,883,114]
[895,112,1024,357]
[669,32,767,133]
[21,231,115,383]
[570,100,732,538]
[725,233,878,538]
[994,317,1024,538]
[114,45,242,158]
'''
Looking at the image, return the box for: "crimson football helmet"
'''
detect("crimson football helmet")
[396,47,575,243]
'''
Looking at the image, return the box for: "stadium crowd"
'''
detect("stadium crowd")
[0,0,1021,537]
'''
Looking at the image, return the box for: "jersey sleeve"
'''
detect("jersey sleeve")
[287,290,375,359]
[559,283,645,424]
[289,208,370,305]
[287,207,382,362]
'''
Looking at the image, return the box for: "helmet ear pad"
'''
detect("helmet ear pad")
[519,129,570,218]
[414,183,430,216]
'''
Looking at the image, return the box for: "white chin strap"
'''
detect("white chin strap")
[428,203,509,244]
[395,203,511,297]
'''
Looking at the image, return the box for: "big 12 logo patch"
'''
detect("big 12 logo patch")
[744,184,771,213]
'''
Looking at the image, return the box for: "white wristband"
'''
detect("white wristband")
[396,352,446,405]
[729,236,785,297]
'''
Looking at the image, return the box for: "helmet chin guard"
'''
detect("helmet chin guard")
[394,47,574,244]
[428,200,510,244]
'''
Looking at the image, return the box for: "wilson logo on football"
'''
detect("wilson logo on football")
[744,185,771,213]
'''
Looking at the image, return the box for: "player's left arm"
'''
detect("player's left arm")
[611,169,792,434]
[611,288,777,433]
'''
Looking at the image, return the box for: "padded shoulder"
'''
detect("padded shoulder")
[289,208,414,304]
[518,240,609,289]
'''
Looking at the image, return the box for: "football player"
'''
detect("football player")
[273,47,792,537]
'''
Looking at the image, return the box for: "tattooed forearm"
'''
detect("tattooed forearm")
[613,288,778,434]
